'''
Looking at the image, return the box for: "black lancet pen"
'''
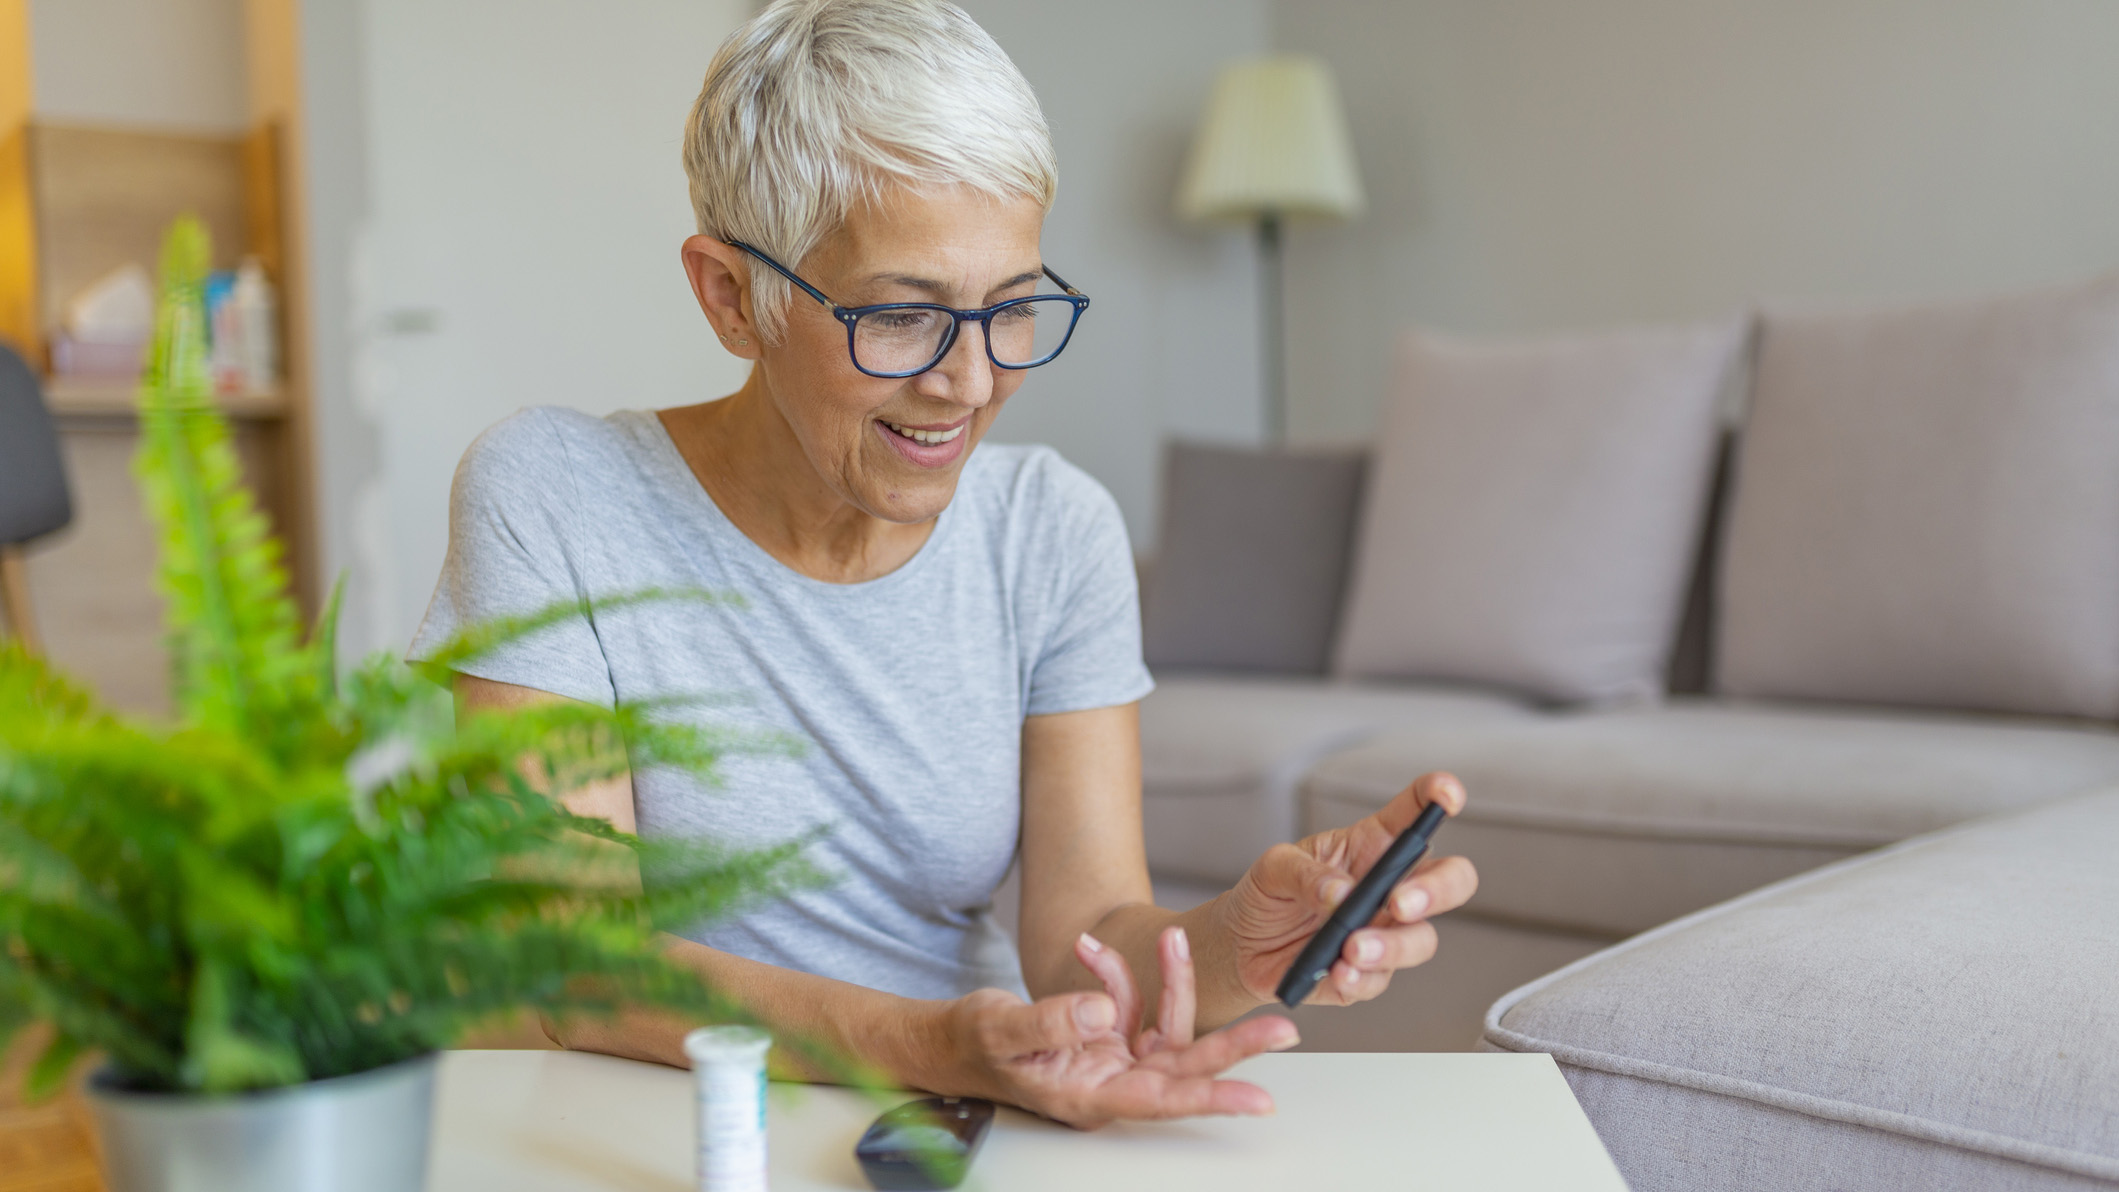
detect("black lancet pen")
[1275,801,1449,1008]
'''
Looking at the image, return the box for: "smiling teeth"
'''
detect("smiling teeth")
[885,421,965,445]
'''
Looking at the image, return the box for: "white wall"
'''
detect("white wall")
[960,0,1271,539]
[323,0,753,655]
[304,0,1270,656]
[298,0,381,654]
[1275,0,2119,442]
[29,0,249,131]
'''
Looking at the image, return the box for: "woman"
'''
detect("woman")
[410,0,1476,1128]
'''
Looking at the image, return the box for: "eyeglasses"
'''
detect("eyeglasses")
[726,239,1090,379]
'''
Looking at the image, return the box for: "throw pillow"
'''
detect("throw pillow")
[1141,441,1367,674]
[1333,317,1748,703]
[1717,272,2119,719]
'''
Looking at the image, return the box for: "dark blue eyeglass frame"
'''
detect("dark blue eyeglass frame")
[726,239,1091,379]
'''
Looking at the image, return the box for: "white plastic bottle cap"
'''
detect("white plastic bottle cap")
[685,1025,772,1065]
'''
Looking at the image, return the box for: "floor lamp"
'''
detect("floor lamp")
[1177,56,1365,444]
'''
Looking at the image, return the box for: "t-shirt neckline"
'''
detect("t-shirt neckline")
[628,408,959,597]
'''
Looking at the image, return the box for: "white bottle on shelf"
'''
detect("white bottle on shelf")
[231,258,279,394]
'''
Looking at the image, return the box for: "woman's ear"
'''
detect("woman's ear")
[681,234,760,357]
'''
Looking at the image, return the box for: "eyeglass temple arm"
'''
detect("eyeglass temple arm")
[735,237,1084,308]
[1042,265,1086,299]
[725,239,838,308]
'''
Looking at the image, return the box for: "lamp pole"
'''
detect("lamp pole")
[1258,210,1285,444]
[1176,57,1363,442]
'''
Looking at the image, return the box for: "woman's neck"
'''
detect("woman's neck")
[656,381,937,585]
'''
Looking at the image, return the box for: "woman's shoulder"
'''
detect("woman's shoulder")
[460,406,656,469]
[453,406,665,507]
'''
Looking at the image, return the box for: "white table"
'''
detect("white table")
[429,1049,1629,1191]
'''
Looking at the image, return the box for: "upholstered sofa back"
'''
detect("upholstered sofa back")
[1146,270,2119,722]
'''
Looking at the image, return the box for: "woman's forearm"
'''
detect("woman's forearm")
[552,931,962,1092]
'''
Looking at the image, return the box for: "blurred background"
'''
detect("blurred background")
[4,0,2119,709]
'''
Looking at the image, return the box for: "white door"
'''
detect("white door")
[350,0,751,653]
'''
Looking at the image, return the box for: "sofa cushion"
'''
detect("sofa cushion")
[1301,699,2119,936]
[1718,272,2119,720]
[1141,442,1368,674]
[1483,789,2119,1192]
[1333,318,1747,705]
[1140,674,1531,883]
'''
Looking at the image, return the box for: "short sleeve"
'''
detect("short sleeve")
[1022,454,1157,717]
[405,409,617,707]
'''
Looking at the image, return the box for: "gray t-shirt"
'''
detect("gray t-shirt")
[408,408,1153,1001]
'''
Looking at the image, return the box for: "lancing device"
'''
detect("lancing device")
[1275,801,1449,1008]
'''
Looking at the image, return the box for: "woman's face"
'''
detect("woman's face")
[752,186,1048,525]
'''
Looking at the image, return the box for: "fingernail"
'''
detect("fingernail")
[1171,927,1190,961]
[1319,877,1352,907]
[1078,932,1103,953]
[1355,935,1382,964]
[1272,1029,1300,1052]
[1395,887,1431,919]
[1075,997,1114,1032]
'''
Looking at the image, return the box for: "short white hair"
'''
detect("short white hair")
[683,0,1059,342]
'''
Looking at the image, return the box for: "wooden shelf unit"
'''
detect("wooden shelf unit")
[0,0,317,724]
[43,376,290,420]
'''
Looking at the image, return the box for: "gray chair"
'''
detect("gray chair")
[0,344,72,653]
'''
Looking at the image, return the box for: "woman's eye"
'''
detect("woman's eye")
[993,304,1038,323]
[869,310,935,331]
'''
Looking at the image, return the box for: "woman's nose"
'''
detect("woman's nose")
[915,318,995,408]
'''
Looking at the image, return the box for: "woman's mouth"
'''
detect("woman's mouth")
[881,419,966,446]
[875,417,971,467]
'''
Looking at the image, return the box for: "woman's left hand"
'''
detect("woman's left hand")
[959,926,1295,1129]
[1214,771,1479,1007]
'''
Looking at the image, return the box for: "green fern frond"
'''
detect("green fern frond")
[0,640,103,727]
[312,576,346,701]
[0,216,831,1100]
[410,586,745,686]
[135,215,310,744]
[0,966,29,1062]
[24,1031,85,1102]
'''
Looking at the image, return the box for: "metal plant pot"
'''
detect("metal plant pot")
[85,1053,437,1192]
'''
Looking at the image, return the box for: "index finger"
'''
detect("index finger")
[1344,772,1465,877]
[1075,933,1144,1043]
[1147,926,1196,1054]
[1373,771,1466,833]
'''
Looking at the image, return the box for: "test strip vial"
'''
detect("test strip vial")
[684,1026,772,1192]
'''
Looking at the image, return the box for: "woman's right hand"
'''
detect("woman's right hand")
[938,926,1299,1129]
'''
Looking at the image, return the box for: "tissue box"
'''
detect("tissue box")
[50,333,148,379]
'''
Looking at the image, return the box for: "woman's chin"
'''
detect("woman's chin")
[853,460,964,525]
[864,485,959,526]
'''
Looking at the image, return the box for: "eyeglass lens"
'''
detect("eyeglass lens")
[852,293,1079,374]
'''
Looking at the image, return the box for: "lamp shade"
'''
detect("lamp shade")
[1176,55,1366,223]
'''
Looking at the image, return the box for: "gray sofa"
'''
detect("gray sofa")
[1135,274,2119,1186]
[1144,680,2119,1050]
[1482,788,2119,1191]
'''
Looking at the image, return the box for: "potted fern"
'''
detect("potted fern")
[0,219,812,1191]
